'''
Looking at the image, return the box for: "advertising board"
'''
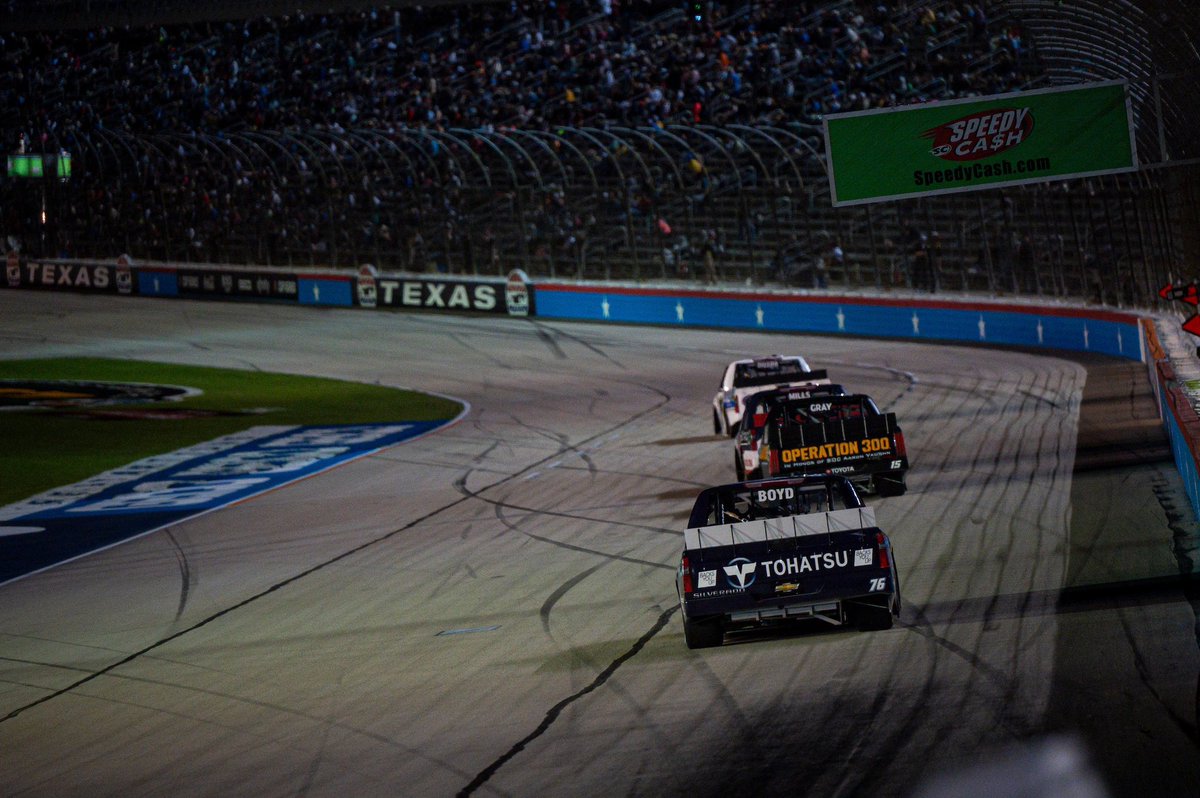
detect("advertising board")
[823,81,1137,206]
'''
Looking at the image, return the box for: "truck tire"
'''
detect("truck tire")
[848,600,894,631]
[713,409,722,435]
[683,615,724,649]
[734,453,745,482]
[875,475,907,497]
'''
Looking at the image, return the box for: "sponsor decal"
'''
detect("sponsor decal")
[694,550,867,595]
[275,277,298,297]
[723,557,757,589]
[115,254,133,295]
[19,262,118,292]
[760,551,853,576]
[0,420,448,584]
[177,269,300,302]
[376,278,499,313]
[755,487,794,502]
[781,436,893,464]
[0,380,199,410]
[357,264,378,308]
[6,251,20,287]
[922,107,1034,162]
[505,269,532,316]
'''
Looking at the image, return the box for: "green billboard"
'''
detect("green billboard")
[823,80,1137,206]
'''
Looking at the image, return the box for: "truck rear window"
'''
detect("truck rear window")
[733,360,811,388]
[690,482,856,527]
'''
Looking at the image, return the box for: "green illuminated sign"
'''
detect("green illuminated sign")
[6,153,71,179]
[823,81,1137,206]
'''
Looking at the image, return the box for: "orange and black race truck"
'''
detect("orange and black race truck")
[757,393,908,496]
[733,383,847,481]
[675,475,900,649]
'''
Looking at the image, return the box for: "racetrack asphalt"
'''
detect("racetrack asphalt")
[0,291,1196,797]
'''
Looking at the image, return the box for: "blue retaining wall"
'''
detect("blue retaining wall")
[534,283,1145,362]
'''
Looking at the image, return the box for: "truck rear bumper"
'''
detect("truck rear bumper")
[728,600,844,625]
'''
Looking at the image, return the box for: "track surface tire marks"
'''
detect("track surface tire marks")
[0,293,1196,797]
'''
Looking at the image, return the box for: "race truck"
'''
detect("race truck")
[711,355,831,436]
[676,475,900,649]
[757,393,908,496]
[733,383,847,481]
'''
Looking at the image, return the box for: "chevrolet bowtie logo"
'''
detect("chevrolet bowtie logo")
[774,582,800,594]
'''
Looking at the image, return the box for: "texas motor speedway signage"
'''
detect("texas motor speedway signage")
[5,258,133,294]
[823,80,1137,206]
[362,269,535,316]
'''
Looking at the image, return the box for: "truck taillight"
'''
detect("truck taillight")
[681,555,694,594]
[876,532,890,570]
[769,449,779,475]
[894,430,907,458]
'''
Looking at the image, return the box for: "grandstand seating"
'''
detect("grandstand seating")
[0,0,1192,306]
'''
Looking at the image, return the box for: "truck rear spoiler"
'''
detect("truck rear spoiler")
[781,412,899,448]
[683,506,877,553]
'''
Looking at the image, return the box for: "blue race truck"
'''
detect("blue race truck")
[676,474,901,649]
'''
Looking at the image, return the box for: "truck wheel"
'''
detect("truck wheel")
[712,410,722,435]
[849,601,894,631]
[734,453,745,482]
[875,475,907,497]
[683,615,724,649]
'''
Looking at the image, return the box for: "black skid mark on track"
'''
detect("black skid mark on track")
[506,415,599,476]
[485,489,673,570]
[457,605,678,798]
[0,490,479,724]
[165,528,193,623]
[454,472,677,542]
[530,319,627,370]
[1152,477,1200,744]
[531,324,568,360]
[539,562,610,637]
[0,384,669,725]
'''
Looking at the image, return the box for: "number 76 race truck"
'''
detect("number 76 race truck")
[675,475,900,649]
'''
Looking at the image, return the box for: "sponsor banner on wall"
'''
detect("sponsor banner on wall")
[823,80,1137,206]
[177,268,301,301]
[364,270,535,316]
[3,259,133,294]
[297,275,354,306]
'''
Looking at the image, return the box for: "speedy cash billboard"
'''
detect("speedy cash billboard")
[823,80,1137,206]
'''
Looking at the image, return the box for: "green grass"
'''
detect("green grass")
[0,358,462,506]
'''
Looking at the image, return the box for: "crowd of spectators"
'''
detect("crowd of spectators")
[0,0,1041,275]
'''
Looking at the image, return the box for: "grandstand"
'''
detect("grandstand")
[1,0,1196,307]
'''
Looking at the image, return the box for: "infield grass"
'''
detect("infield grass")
[0,358,462,506]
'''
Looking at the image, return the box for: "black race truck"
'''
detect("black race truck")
[676,475,900,649]
[733,383,846,481]
[757,393,908,496]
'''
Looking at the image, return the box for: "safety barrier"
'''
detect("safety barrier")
[14,253,1200,516]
